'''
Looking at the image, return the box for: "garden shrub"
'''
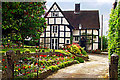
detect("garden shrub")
[108,1,120,77]
[74,57,84,63]
[67,43,87,56]
[24,48,31,53]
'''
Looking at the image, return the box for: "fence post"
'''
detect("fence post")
[109,53,119,80]
[6,50,15,79]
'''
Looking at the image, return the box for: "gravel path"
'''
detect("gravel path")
[45,54,109,79]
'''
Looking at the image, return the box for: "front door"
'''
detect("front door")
[51,38,58,49]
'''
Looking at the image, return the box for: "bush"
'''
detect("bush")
[67,43,87,56]
[74,57,84,63]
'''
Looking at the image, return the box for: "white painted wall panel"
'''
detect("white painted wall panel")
[59,12,63,17]
[87,30,92,34]
[65,32,70,37]
[40,33,44,37]
[59,44,64,48]
[46,25,50,31]
[62,18,69,25]
[56,18,61,24]
[81,30,85,35]
[93,30,98,35]
[73,30,79,35]
[46,32,50,37]
[49,18,54,24]
[60,32,64,37]
[60,25,64,31]
[59,38,64,43]
[93,43,98,50]
[47,12,51,17]
[66,26,70,31]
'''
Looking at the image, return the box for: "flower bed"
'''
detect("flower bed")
[2,53,80,79]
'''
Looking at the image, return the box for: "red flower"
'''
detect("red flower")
[23,73,25,75]
[18,68,21,71]
[23,66,25,69]
[24,59,27,61]
[34,70,37,72]
[28,66,31,68]
[14,61,16,63]
[26,72,30,74]
[43,66,45,68]
[63,49,65,50]
[56,59,58,60]
[39,46,41,48]
[5,66,7,68]
[41,63,43,65]
[36,55,38,57]
[57,55,59,56]
[35,63,38,65]
[2,59,5,61]
[57,62,59,64]
[80,54,83,56]
[72,57,74,59]
[44,55,47,57]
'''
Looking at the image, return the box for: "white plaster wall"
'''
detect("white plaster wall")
[65,32,70,37]
[60,25,64,31]
[87,30,92,34]
[59,12,63,17]
[93,30,98,35]
[45,38,50,43]
[46,25,50,31]
[62,18,69,25]
[59,38,64,43]
[86,44,92,50]
[60,32,64,37]
[40,38,44,43]
[47,12,51,17]
[51,4,59,11]
[81,30,85,35]
[93,43,98,50]
[73,30,79,35]
[46,32,50,37]
[40,33,44,37]
[59,44,64,48]
[65,26,70,31]
[93,36,98,42]
[56,18,61,24]
[49,18,54,24]
[46,44,50,48]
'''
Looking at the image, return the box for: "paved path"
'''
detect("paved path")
[45,54,109,79]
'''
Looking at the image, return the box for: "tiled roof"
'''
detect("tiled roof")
[63,10,100,29]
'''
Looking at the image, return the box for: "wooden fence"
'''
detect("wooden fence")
[109,53,119,80]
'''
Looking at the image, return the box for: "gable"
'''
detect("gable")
[45,2,71,25]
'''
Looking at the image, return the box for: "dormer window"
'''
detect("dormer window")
[52,12,59,17]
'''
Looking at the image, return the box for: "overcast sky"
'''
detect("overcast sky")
[45,0,116,36]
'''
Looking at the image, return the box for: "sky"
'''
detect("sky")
[45,0,116,36]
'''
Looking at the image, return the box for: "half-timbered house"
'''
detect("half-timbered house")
[40,2,100,50]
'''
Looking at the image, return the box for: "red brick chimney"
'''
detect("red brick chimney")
[75,3,80,14]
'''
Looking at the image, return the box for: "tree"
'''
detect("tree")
[2,2,47,47]
[98,36,108,50]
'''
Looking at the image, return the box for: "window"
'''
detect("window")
[75,37,79,41]
[52,12,59,17]
[52,26,57,33]
[67,40,69,44]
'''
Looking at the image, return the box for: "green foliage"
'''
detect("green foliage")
[69,45,81,55]
[74,57,84,63]
[24,48,31,53]
[108,2,120,59]
[98,36,108,50]
[2,2,47,46]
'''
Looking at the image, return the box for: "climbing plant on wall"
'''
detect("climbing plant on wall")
[108,1,120,58]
